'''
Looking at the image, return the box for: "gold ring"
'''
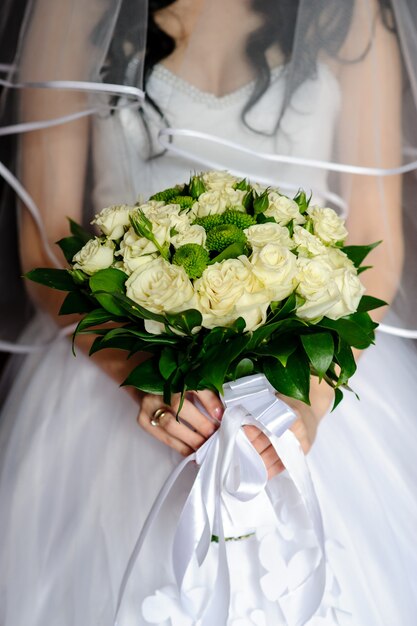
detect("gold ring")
[150,407,170,427]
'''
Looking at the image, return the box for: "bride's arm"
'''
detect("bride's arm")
[17,0,165,397]
[336,0,403,315]
[276,1,404,466]
[245,2,404,475]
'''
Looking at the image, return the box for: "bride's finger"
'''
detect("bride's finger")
[267,457,285,479]
[191,390,224,421]
[260,444,280,469]
[137,395,198,455]
[171,397,218,439]
[156,409,207,451]
[243,425,270,454]
[137,406,194,457]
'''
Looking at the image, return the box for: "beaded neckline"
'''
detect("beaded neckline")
[150,63,285,108]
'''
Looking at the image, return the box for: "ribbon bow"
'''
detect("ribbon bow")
[114,374,326,626]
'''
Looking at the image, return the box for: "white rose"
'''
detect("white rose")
[325,268,365,320]
[296,256,341,320]
[307,205,348,245]
[292,225,327,257]
[324,247,355,271]
[249,244,298,302]
[126,257,196,315]
[192,187,246,217]
[136,200,165,212]
[195,258,268,330]
[265,192,305,226]
[138,202,190,231]
[244,223,294,250]
[202,170,239,190]
[91,204,133,240]
[171,224,207,248]
[117,226,168,274]
[72,238,115,275]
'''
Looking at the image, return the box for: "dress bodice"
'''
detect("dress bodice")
[92,62,341,209]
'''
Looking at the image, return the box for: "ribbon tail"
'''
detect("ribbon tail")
[113,452,196,625]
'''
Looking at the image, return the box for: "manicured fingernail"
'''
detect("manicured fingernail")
[213,406,224,419]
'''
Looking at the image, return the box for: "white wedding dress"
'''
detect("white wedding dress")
[1,63,417,626]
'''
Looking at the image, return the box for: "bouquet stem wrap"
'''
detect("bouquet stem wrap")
[114,374,326,625]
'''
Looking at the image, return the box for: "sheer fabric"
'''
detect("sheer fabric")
[0,3,416,624]
[0,0,416,345]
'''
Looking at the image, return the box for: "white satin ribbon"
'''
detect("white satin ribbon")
[0,78,144,102]
[114,374,326,626]
[158,126,417,177]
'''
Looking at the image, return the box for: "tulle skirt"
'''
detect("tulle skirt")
[0,313,416,625]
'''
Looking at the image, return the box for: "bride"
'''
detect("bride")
[1,0,417,624]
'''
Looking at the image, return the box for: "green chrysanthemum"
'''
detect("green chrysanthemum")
[173,244,210,279]
[149,186,184,203]
[170,195,194,210]
[206,224,247,252]
[192,214,223,231]
[221,210,256,229]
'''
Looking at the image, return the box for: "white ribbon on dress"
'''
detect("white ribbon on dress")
[114,374,327,626]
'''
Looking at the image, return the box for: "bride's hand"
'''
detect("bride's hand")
[244,378,334,479]
[136,378,334,476]
[137,391,224,457]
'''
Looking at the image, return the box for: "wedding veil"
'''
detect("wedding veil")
[0,0,416,353]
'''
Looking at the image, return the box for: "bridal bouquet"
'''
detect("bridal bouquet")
[27,170,383,409]
[27,170,384,623]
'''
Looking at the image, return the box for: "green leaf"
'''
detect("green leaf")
[243,189,254,213]
[68,218,93,244]
[356,295,387,313]
[255,213,276,225]
[293,189,311,213]
[230,317,246,332]
[208,242,247,265]
[252,335,297,366]
[89,334,135,355]
[232,358,254,379]
[89,267,127,293]
[189,175,207,199]
[104,325,179,345]
[25,268,78,291]
[341,241,381,268]
[59,291,95,315]
[74,308,115,335]
[286,219,295,237]
[165,308,202,334]
[198,334,251,394]
[300,332,334,380]
[122,358,165,394]
[108,292,167,323]
[72,308,117,354]
[345,311,378,336]
[269,293,297,319]
[89,268,128,316]
[201,326,239,353]
[318,317,374,350]
[159,348,178,380]
[68,269,88,285]
[56,235,85,262]
[247,317,306,351]
[263,348,310,404]
[332,388,344,411]
[253,190,269,214]
[234,178,251,191]
[335,339,356,385]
